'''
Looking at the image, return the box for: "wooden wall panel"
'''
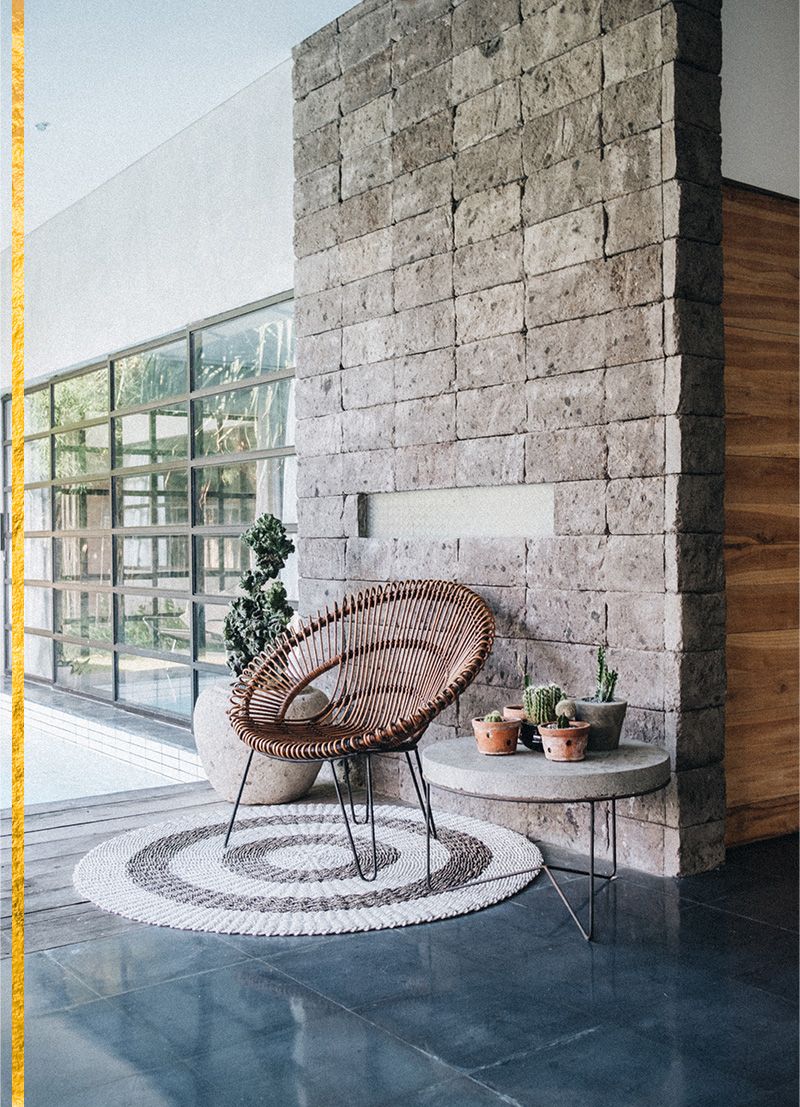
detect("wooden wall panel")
[723,183,799,846]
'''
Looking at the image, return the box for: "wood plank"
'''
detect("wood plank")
[726,795,800,847]
[725,582,799,634]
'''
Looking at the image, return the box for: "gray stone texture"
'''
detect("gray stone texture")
[292,0,725,876]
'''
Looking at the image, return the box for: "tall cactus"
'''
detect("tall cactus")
[595,646,619,702]
[522,681,563,725]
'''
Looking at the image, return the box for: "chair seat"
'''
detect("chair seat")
[234,719,412,762]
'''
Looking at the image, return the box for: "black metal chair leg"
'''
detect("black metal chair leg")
[224,748,254,849]
[343,756,371,825]
[332,754,378,881]
[405,750,438,839]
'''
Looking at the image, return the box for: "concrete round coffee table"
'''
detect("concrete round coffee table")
[421,738,671,941]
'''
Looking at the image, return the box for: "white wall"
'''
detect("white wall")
[0,60,295,391]
[722,0,799,198]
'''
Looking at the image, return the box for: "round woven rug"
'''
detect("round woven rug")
[73,803,542,936]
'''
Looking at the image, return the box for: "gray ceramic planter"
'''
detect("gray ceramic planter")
[573,699,628,752]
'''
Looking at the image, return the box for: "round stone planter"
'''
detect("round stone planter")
[193,679,327,804]
[573,699,628,752]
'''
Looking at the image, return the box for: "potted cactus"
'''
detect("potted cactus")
[472,711,520,756]
[504,661,563,751]
[574,647,628,751]
[539,698,590,762]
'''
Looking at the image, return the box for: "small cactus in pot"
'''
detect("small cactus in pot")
[538,698,590,762]
[472,709,520,756]
[574,647,628,751]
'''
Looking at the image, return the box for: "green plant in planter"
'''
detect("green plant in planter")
[595,646,619,702]
[554,698,577,728]
[522,681,564,726]
[223,513,295,676]
[484,710,503,722]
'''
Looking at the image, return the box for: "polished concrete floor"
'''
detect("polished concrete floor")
[2,829,797,1106]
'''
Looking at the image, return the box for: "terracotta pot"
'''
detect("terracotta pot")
[472,717,520,756]
[503,706,543,751]
[539,720,590,762]
[574,699,628,751]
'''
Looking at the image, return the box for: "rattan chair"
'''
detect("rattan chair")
[226,579,495,879]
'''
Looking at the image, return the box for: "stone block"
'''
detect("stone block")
[298,537,346,580]
[452,0,520,52]
[605,185,663,255]
[662,179,722,244]
[457,332,526,389]
[664,591,725,652]
[340,94,392,158]
[663,819,725,876]
[295,412,342,459]
[394,299,456,357]
[294,246,341,298]
[521,94,601,172]
[393,160,453,222]
[453,131,523,199]
[456,282,525,343]
[393,0,451,37]
[524,204,604,275]
[605,359,665,421]
[457,383,526,438]
[341,138,393,199]
[526,368,605,430]
[295,287,342,337]
[482,635,528,687]
[458,537,527,587]
[553,480,606,535]
[522,151,603,226]
[297,575,348,615]
[604,534,665,593]
[663,355,724,417]
[521,41,602,119]
[341,271,394,327]
[607,476,665,534]
[661,2,722,74]
[602,10,661,85]
[294,78,341,138]
[393,205,453,268]
[397,348,455,400]
[297,495,359,539]
[665,473,725,534]
[454,80,521,152]
[604,304,663,367]
[452,25,522,103]
[338,4,391,70]
[392,15,451,85]
[622,705,666,747]
[341,359,395,409]
[394,538,460,581]
[454,435,525,486]
[295,206,340,258]
[520,0,601,68]
[296,329,342,379]
[525,587,605,645]
[665,414,725,474]
[393,62,452,130]
[338,185,392,244]
[392,111,453,176]
[602,67,661,143]
[293,22,340,98]
[453,231,523,295]
[664,648,725,712]
[342,315,396,367]
[470,584,527,638]
[395,393,456,446]
[604,645,665,709]
[394,253,453,311]
[524,425,606,482]
[525,639,600,694]
[394,442,456,489]
[601,0,660,32]
[663,299,724,359]
[662,61,721,132]
[294,121,339,179]
[340,447,395,492]
[345,536,396,581]
[341,46,392,114]
[663,239,723,303]
[602,129,661,200]
[665,706,725,771]
[526,244,662,326]
[295,369,342,420]
[337,227,393,282]
[607,417,665,478]
[342,403,394,452]
[527,535,607,591]
[526,314,606,377]
[665,533,725,593]
[662,121,721,188]
[607,591,665,650]
[297,453,344,498]
[454,182,522,246]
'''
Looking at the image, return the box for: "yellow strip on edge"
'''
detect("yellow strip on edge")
[11,0,25,1103]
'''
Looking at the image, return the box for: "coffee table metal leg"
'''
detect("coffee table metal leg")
[543,799,618,941]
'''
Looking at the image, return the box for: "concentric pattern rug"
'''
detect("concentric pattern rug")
[73,803,542,936]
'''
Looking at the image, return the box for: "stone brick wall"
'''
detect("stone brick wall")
[291,0,725,875]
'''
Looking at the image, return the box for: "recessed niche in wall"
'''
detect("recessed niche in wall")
[360,485,554,539]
